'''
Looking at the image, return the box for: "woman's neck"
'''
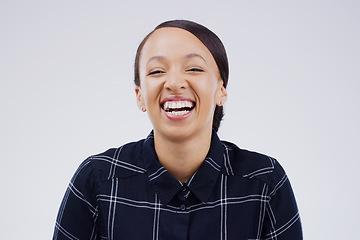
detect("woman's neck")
[154,129,212,182]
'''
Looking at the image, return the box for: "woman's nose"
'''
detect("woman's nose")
[164,72,188,91]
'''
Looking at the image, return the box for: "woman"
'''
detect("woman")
[53,20,302,240]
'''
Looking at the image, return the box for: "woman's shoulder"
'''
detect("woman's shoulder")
[221,140,287,187]
[78,139,148,181]
[92,139,145,162]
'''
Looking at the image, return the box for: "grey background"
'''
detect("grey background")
[1,1,359,239]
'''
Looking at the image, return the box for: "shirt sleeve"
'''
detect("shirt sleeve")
[53,159,99,240]
[261,160,303,240]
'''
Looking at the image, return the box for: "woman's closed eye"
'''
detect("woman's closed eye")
[187,68,204,72]
[148,70,165,76]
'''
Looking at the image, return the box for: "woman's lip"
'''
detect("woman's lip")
[162,107,194,120]
[160,95,195,120]
[160,95,194,105]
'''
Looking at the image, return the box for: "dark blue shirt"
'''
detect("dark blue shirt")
[54,131,302,239]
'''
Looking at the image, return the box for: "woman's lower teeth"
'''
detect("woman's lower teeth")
[169,110,189,116]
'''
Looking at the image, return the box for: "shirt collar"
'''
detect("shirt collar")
[142,130,224,205]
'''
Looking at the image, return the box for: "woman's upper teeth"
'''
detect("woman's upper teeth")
[163,101,194,111]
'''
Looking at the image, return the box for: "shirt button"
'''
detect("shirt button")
[181,185,187,192]
[180,204,186,211]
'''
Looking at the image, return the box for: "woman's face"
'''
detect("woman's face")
[136,27,227,141]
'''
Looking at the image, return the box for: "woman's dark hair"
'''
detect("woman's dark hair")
[134,20,229,132]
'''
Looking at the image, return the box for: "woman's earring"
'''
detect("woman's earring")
[139,105,146,112]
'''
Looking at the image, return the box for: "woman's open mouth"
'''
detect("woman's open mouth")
[161,100,195,118]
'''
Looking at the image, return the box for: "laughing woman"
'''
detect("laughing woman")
[53,20,303,240]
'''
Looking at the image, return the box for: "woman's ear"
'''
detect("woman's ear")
[135,86,146,112]
[216,83,228,107]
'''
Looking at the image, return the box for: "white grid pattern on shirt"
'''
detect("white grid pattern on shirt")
[107,146,123,180]
[54,160,92,239]
[91,155,146,175]
[205,157,221,171]
[220,174,228,240]
[54,139,301,239]
[257,184,269,239]
[107,177,119,240]
[264,212,300,240]
[148,166,167,181]
[223,143,234,175]
[243,156,276,179]
[96,184,270,214]
[152,194,160,240]
[55,222,80,240]
[269,174,288,198]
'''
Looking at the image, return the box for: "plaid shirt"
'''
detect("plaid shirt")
[54,131,302,240]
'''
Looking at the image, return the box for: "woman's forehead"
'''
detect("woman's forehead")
[140,27,215,64]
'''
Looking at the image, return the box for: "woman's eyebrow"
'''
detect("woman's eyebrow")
[147,56,166,65]
[146,53,206,65]
[185,53,206,63]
